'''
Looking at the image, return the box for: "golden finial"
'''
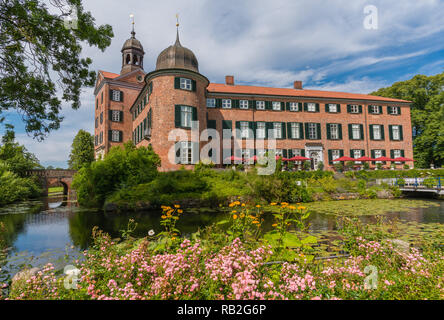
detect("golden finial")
[130,14,135,37]
[176,13,179,27]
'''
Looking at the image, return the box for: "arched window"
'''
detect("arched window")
[133,55,138,65]
[126,54,131,64]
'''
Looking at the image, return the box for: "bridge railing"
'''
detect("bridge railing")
[377,177,443,189]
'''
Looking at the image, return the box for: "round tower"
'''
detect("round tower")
[145,27,209,171]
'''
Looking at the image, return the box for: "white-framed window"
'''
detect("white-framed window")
[353,150,363,163]
[307,103,316,112]
[374,149,383,162]
[291,149,303,157]
[370,105,380,114]
[273,122,282,139]
[206,98,216,108]
[256,122,266,139]
[352,124,361,140]
[181,106,193,128]
[240,121,249,138]
[256,101,265,110]
[350,105,359,113]
[240,100,249,109]
[111,90,121,102]
[373,125,382,140]
[392,125,401,140]
[289,102,299,111]
[291,123,301,139]
[330,124,339,139]
[389,106,399,115]
[331,150,341,161]
[272,101,281,111]
[328,104,338,113]
[111,130,120,142]
[222,99,232,109]
[393,149,402,160]
[308,123,317,139]
[111,110,120,122]
[180,141,192,164]
[180,78,192,90]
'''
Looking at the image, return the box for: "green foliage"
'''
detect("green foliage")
[396,178,406,186]
[354,168,444,180]
[371,72,444,168]
[72,142,160,207]
[345,161,354,171]
[0,0,113,140]
[317,161,324,171]
[422,177,436,188]
[333,162,344,172]
[302,161,311,171]
[68,129,94,170]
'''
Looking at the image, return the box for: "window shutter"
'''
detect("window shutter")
[348,124,353,139]
[368,105,372,114]
[337,104,341,113]
[350,149,354,157]
[249,100,254,109]
[371,150,375,159]
[281,122,286,139]
[174,77,180,89]
[361,149,365,156]
[283,149,288,158]
[369,125,374,140]
[338,124,343,140]
[288,149,293,158]
[192,107,197,121]
[380,125,385,140]
[399,126,403,140]
[304,103,308,112]
[304,123,309,139]
[328,150,333,165]
[223,120,232,130]
[301,149,305,157]
[233,100,240,109]
[358,105,363,113]
[285,102,290,111]
[191,80,196,92]
[316,123,321,139]
[120,91,124,102]
[390,150,394,159]
[120,111,124,122]
[379,105,383,114]
[109,110,112,121]
[325,104,329,112]
[249,122,255,139]
[398,107,401,115]
[108,130,112,141]
[401,150,405,157]
[326,123,331,140]
[109,89,113,100]
[340,150,344,157]
[382,150,386,157]
[299,123,304,139]
[347,105,351,113]
[389,125,393,140]
[359,125,364,140]
[265,101,271,110]
[215,99,222,108]
[208,120,216,129]
[175,105,181,127]
[119,131,123,142]
[287,123,292,139]
[315,103,320,112]
[235,121,240,131]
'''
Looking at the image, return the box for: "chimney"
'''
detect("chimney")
[225,75,235,86]
[294,81,303,90]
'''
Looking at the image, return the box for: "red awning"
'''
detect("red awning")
[288,156,310,161]
[332,156,355,162]
[393,157,416,162]
[373,156,394,162]
[355,156,375,162]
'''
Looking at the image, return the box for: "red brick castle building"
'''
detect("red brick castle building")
[94,25,412,171]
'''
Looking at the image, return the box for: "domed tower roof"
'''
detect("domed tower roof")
[156,30,199,72]
[121,31,144,53]
[120,19,145,75]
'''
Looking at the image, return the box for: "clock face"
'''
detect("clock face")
[137,75,143,82]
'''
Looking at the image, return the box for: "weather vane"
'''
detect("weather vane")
[176,13,179,28]
[130,14,135,36]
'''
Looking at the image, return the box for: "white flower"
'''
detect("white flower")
[148,230,155,236]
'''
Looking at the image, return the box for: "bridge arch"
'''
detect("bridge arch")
[25,169,77,201]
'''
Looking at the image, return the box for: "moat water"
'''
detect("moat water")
[0,196,443,284]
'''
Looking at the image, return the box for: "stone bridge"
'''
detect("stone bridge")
[25,169,77,200]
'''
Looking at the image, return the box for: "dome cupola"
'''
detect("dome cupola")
[156,29,199,73]
[120,16,145,75]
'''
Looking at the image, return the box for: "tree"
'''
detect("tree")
[72,142,161,208]
[0,0,113,140]
[68,129,94,170]
[371,72,444,168]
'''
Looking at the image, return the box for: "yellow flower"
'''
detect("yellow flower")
[178,209,183,214]
[296,203,301,206]
[252,220,260,224]
[238,196,241,199]
[241,203,246,207]
[161,215,167,219]
[240,213,245,218]
[298,206,306,211]
[256,205,261,208]
[270,203,277,206]
[272,223,278,227]
[174,204,180,208]
[232,210,237,213]
[288,205,296,210]
[229,203,236,207]
[233,214,238,220]
[171,237,176,241]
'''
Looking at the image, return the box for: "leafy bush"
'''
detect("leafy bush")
[73,142,160,208]
[422,177,436,188]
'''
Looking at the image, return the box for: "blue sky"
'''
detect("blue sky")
[4,0,444,168]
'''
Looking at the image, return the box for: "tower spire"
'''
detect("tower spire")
[175,13,181,45]
[130,14,135,38]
